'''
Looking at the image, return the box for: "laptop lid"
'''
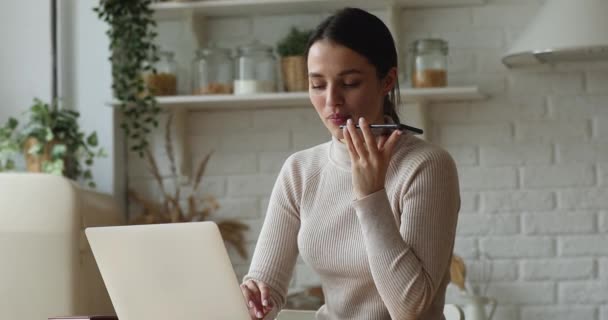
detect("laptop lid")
[85,221,250,320]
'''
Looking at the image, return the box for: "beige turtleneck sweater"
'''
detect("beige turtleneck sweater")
[244,132,460,320]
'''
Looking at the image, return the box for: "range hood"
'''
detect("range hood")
[503,0,608,68]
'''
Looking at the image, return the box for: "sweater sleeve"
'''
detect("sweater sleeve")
[243,156,302,319]
[352,149,460,320]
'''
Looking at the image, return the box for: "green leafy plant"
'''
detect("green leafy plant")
[277,27,313,57]
[94,0,160,157]
[0,118,20,171]
[0,99,106,188]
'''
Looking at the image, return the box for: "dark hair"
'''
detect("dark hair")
[305,7,401,124]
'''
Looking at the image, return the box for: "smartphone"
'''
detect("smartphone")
[339,123,424,135]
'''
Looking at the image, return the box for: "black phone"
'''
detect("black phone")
[339,123,424,135]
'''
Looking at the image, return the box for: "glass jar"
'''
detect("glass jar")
[234,40,277,94]
[408,39,448,88]
[192,45,234,95]
[145,50,178,96]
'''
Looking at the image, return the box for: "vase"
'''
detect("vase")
[460,293,497,320]
[281,55,308,92]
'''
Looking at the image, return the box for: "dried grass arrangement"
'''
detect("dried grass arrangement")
[128,113,249,258]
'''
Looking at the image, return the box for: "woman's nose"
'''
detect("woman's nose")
[325,84,344,108]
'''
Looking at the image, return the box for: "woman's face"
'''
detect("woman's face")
[307,39,396,139]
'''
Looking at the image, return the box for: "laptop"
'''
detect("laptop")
[85,221,251,320]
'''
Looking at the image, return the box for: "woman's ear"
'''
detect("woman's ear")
[382,67,398,95]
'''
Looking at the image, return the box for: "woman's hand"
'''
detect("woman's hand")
[343,117,401,199]
[240,279,274,319]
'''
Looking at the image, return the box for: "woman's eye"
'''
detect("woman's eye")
[311,84,326,89]
[343,82,360,88]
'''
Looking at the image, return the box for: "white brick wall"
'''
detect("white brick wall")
[480,237,554,258]
[559,235,608,256]
[521,306,596,320]
[460,192,479,212]
[599,163,608,187]
[459,167,518,190]
[482,190,555,212]
[457,214,520,236]
[480,143,552,166]
[559,282,608,304]
[558,188,608,209]
[522,164,595,188]
[523,211,596,234]
[486,282,555,304]
[124,1,608,317]
[521,258,595,280]
[601,211,608,232]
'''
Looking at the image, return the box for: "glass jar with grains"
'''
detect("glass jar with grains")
[234,40,277,95]
[409,39,448,88]
[192,45,234,95]
[144,50,178,96]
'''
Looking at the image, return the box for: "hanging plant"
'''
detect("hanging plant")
[94,0,160,157]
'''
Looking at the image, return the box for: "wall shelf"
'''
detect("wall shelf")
[112,86,484,184]
[111,86,484,110]
[151,0,486,19]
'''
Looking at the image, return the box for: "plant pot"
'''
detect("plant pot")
[281,55,308,92]
[23,137,61,173]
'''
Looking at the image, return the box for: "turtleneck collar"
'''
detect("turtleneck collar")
[329,135,352,170]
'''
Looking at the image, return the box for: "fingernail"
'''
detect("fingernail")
[347,118,352,125]
[359,117,364,123]
[257,311,263,318]
[397,130,403,135]
[249,300,254,308]
[263,299,268,306]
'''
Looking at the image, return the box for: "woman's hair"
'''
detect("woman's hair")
[305,7,401,124]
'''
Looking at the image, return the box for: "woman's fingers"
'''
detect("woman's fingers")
[240,283,258,319]
[377,134,389,150]
[241,280,264,318]
[343,124,358,161]
[358,117,379,156]
[258,282,273,309]
[346,119,368,159]
[382,129,402,157]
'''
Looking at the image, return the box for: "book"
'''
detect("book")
[48,316,118,320]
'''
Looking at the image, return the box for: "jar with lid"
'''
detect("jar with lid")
[192,45,234,95]
[408,39,448,88]
[234,40,277,94]
[145,50,178,96]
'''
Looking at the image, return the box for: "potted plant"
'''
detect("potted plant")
[277,26,312,92]
[0,98,106,188]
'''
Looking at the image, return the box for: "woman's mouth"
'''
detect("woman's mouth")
[328,114,351,126]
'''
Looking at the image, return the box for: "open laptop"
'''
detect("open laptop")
[85,221,251,320]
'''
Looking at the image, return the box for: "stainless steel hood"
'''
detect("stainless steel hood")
[503,0,608,68]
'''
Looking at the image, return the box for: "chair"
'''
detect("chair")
[277,304,464,320]
[0,173,124,320]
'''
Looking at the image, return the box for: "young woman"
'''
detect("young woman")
[240,7,460,320]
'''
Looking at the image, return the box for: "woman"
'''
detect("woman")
[240,7,460,320]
